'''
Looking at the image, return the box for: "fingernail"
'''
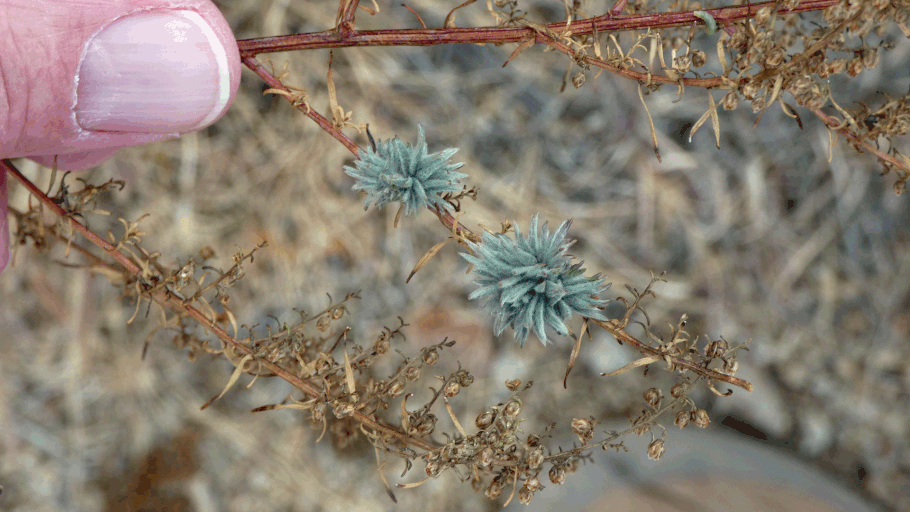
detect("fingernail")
[76,10,231,133]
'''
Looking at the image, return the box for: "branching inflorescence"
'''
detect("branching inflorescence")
[462,215,609,346]
[18,0,910,506]
[344,125,467,217]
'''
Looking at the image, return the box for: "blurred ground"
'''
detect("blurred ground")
[1,1,909,511]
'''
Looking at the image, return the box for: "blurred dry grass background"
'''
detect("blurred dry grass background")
[2,0,909,511]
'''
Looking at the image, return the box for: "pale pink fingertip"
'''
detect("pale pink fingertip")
[75,10,235,133]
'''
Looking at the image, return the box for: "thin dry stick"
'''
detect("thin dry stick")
[591,318,754,392]
[236,1,837,55]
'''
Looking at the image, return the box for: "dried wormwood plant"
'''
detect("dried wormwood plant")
[6,0,909,507]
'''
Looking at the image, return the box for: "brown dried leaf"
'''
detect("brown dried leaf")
[396,476,429,489]
[343,342,357,395]
[400,393,413,433]
[375,447,397,503]
[563,330,584,388]
[407,239,450,283]
[638,84,662,163]
[444,0,476,28]
[503,38,535,68]
[601,355,661,377]
[202,353,253,410]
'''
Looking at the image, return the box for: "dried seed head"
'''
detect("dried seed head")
[572,71,586,89]
[333,402,355,419]
[631,415,650,436]
[518,487,534,504]
[331,307,345,320]
[423,349,439,366]
[524,475,542,492]
[476,410,495,430]
[504,400,521,418]
[571,418,595,443]
[549,465,567,485]
[405,366,421,382]
[675,410,690,428]
[527,434,542,447]
[726,30,747,52]
[486,478,503,499]
[765,47,785,68]
[312,402,326,423]
[374,334,390,354]
[670,382,687,398]
[895,118,910,136]
[647,439,666,460]
[826,58,846,76]
[847,56,864,77]
[754,6,772,26]
[527,447,544,469]
[722,91,740,111]
[426,459,442,478]
[175,260,196,290]
[477,446,494,468]
[690,49,707,68]
[571,418,593,436]
[742,81,760,100]
[807,50,826,74]
[705,339,728,358]
[644,388,662,407]
[316,315,331,332]
[805,91,827,111]
[692,409,711,428]
[505,378,521,391]
[444,380,461,397]
[792,74,813,93]
[724,357,739,374]
[418,414,437,436]
[458,370,475,387]
[673,55,691,74]
[387,379,405,398]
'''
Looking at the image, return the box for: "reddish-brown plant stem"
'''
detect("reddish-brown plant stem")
[540,33,725,87]
[240,55,361,155]
[237,1,837,55]
[812,109,910,176]
[336,0,361,36]
[610,0,628,16]
[240,55,480,239]
[2,159,437,453]
[592,318,754,392]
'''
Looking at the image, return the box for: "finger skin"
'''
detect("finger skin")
[0,0,241,168]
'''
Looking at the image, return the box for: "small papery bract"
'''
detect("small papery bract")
[461,214,610,346]
[344,125,467,217]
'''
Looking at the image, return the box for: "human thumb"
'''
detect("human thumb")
[1,0,241,274]
[0,0,241,169]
